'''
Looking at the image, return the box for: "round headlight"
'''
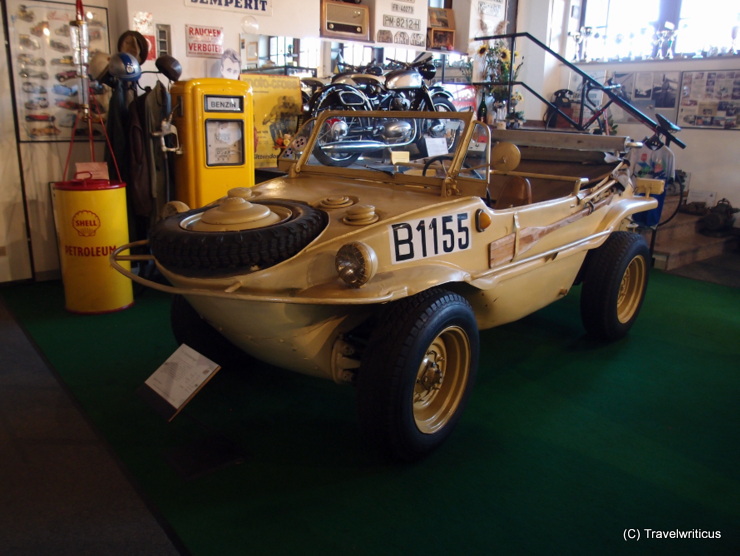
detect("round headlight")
[335,242,378,288]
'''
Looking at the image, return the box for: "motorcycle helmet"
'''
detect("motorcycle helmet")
[155,54,182,82]
[108,52,141,81]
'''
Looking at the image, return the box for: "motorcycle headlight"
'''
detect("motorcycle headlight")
[335,242,378,288]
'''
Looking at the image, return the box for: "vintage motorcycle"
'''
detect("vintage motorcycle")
[305,52,456,118]
[304,53,457,166]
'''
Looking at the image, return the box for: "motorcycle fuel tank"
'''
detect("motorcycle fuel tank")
[385,69,423,90]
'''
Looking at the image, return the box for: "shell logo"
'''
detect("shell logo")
[72,210,101,237]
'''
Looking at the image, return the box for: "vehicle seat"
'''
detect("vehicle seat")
[495,176,532,209]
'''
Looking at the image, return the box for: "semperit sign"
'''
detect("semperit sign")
[184,0,273,16]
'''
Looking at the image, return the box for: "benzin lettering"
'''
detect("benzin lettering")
[64,245,117,257]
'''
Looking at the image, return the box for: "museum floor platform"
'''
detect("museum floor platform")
[1,253,738,555]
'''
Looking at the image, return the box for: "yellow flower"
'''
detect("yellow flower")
[499,48,511,62]
[477,44,488,56]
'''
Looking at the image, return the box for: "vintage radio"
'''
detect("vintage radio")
[321,0,370,41]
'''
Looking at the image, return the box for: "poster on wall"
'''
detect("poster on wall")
[242,73,302,168]
[5,0,110,142]
[607,71,680,126]
[132,11,156,61]
[373,0,427,49]
[677,70,739,130]
[185,24,224,58]
[471,0,507,40]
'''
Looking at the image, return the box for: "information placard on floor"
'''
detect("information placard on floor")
[138,344,221,421]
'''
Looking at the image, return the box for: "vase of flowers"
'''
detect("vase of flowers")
[476,40,523,125]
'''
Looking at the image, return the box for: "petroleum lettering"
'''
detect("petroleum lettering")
[64,245,117,257]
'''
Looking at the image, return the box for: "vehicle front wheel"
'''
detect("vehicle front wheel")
[357,288,479,461]
[580,232,650,340]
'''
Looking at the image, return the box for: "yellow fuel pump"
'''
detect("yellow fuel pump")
[170,78,255,208]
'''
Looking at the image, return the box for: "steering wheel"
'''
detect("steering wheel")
[422,154,483,179]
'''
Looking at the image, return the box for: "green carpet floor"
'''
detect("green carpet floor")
[1,271,738,555]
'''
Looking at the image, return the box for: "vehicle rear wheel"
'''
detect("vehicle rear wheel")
[580,232,650,340]
[356,288,479,461]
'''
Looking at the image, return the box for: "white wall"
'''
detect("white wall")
[1,0,737,281]
[526,4,740,208]
[122,0,321,85]
[1,0,118,281]
[0,14,32,282]
[572,57,740,208]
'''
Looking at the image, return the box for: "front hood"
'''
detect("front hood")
[247,174,456,244]
[155,175,483,299]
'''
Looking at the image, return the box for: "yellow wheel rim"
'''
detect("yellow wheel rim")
[413,326,470,434]
[617,255,647,323]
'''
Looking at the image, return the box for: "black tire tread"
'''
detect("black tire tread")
[357,288,478,461]
[580,232,650,340]
[150,200,327,277]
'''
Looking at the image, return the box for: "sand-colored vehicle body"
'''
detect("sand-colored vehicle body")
[113,110,656,459]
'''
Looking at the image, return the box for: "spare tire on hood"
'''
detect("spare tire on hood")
[149,199,328,277]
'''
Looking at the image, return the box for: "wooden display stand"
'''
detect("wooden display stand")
[427,7,455,51]
[428,27,455,51]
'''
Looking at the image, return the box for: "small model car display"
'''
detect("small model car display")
[49,40,69,53]
[51,56,74,66]
[52,83,78,97]
[113,110,670,461]
[55,99,80,110]
[25,113,55,122]
[24,97,49,110]
[19,69,49,79]
[55,70,78,82]
[19,35,40,50]
[58,113,77,127]
[28,124,61,138]
[22,82,46,94]
[17,54,45,66]
[30,21,49,37]
[17,4,35,22]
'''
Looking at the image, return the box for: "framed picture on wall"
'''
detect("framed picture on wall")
[472,0,507,39]
[607,71,681,126]
[678,70,739,130]
[5,0,110,142]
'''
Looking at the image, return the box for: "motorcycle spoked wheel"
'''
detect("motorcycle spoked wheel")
[415,96,459,156]
[312,100,365,167]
